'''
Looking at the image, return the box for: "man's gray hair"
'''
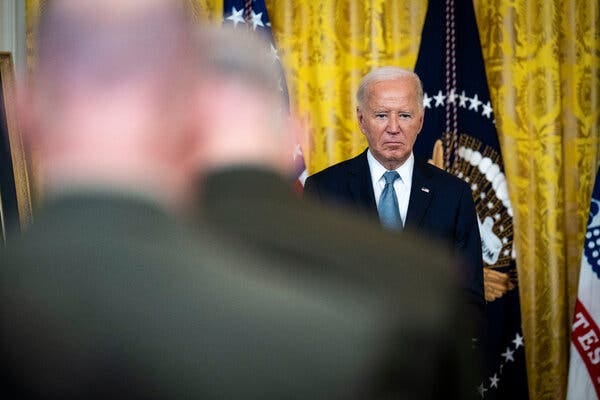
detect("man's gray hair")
[196,26,287,109]
[356,67,424,110]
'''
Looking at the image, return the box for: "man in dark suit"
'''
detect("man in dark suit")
[192,26,478,399]
[0,2,458,399]
[304,67,485,327]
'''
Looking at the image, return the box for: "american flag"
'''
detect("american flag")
[567,166,600,400]
[222,0,307,191]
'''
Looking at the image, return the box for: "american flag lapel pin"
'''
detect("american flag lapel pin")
[421,187,430,193]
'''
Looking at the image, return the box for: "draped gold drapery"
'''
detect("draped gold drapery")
[474,2,600,398]
[25,1,600,398]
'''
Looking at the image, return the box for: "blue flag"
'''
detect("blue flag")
[413,0,528,398]
[222,0,307,189]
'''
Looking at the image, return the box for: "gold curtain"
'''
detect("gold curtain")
[475,1,600,399]
[25,1,600,398]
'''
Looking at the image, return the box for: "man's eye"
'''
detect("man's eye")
[399,113,412,119]
[375,114,387,119]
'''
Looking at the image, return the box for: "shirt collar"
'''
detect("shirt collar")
[366,149,414,186]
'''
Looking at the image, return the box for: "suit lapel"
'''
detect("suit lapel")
[347,150,378,216]
[405,159,433,229]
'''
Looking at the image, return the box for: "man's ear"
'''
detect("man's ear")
[356,106,365,133]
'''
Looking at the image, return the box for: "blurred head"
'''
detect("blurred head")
[22,0,197,210]
[191,26,300,176]
[356,67,424,170]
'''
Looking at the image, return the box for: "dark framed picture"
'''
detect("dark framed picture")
[0,52,33,243]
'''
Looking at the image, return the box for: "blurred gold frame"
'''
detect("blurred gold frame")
[0,52,33,242]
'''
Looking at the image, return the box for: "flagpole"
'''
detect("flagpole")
[443,0,457,172]
[243,0,252,24]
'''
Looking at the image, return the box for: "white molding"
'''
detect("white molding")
[0,0,26,72]
[0,1,16,52]
[15,0,26,72]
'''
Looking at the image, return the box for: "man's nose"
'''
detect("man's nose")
[387,114,400,133]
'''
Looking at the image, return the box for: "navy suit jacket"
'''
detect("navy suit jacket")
[304,149,485,318]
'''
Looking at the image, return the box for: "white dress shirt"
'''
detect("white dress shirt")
[367,150,414,227]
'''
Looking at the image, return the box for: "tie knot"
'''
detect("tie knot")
[383,171,400,185]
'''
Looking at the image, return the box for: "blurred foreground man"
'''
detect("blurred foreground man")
[192,26,477,399]
[0,1,470,399]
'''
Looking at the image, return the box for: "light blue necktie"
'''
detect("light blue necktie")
[378,171,403,230]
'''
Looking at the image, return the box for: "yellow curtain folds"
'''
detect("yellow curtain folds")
[475,1,600,398]
[26,1,600,398]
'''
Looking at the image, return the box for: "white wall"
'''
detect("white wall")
[0,0,27,72]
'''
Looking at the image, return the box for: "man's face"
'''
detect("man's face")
[357,77,424,170]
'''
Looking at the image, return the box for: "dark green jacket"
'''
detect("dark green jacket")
[1,191,421,399]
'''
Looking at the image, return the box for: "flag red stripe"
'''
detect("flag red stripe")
[572,299,600,398]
